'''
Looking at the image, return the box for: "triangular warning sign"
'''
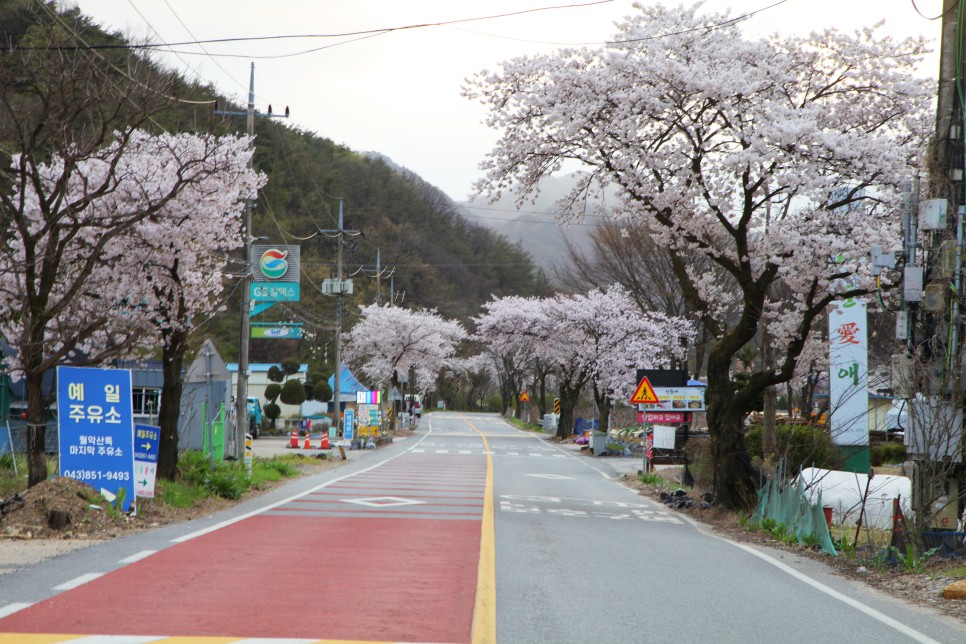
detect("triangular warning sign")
[630,376,660,404]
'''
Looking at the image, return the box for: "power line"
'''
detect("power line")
[909,0,957,21]
[30,0,215,106]
[7,1,616,53]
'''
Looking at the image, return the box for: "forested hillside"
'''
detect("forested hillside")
[1,0,549,367]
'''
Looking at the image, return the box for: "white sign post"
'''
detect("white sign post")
[133,423,160,499]
[828,299,869,446]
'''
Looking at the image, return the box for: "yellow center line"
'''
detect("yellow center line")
[463,414,496,644]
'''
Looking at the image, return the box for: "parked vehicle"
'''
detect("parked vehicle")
[247,397,263,439]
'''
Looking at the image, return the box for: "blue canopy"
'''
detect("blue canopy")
[328,364,367,402]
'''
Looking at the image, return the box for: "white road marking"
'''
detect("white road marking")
[54,572,104,590]
[64,636,162,643]
[527,474,575,480]
[119,550,156,564]
[0,602,31,618]
[343,496,426,508]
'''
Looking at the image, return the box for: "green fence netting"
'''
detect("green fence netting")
[752,477,837,556]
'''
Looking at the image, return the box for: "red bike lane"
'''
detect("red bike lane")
[0,450,488,643]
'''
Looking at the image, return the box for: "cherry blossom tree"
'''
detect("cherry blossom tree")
[0,130,262,486]
[343,304,467,417]
[105,134,264,480]
[475,287,692,438]
[465,3,931,507]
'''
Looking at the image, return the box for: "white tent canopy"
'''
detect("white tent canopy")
[798,467,911,529]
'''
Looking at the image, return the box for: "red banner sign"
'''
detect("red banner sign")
[645,411,686,424]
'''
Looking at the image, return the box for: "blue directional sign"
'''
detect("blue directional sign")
[344,409,355,441]
[57,366,135,511]
[133,423,161,499]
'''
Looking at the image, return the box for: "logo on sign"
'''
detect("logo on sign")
[259,249,289,279]
[263,328,289,337]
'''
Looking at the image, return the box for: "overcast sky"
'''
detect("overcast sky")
[73,0,944,202]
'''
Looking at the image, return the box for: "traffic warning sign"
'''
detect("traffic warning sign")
[630,376,661,404]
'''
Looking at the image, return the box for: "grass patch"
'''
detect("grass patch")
[506,416,544,433]
[156,478,206,508]
[935,566,966,580]
[638,472,680,490]
[249,458,299,489]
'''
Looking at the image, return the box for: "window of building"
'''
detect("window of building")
[132,387,162,416]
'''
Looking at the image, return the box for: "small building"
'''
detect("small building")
[227,362,308,420]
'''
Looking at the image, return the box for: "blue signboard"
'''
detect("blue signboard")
[57,366,135,511]
[344,409,355,441]
[133,423,161,499]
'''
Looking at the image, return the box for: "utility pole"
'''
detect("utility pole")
[903,0,966,532]
[352,248,394,304]
[215,62,288,459]
[319,201,361,440]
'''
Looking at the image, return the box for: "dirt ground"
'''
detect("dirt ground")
[620,473,966,624]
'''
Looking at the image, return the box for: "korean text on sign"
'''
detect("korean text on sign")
[57,366,135,511]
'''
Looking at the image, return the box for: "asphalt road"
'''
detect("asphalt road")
[0,412,964,643]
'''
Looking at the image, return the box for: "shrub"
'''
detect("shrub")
[204,467,248,500]
[177,449,212,486]
[746,423,838,471]
[264,383,281,403]
[264,403,281,428]
[871,443,907,466]
[280,379,307,406]
[312,380,332,402]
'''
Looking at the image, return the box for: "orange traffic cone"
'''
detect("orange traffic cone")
[321,432,330,449]
[289,430,298,448]
[303,432,312,450]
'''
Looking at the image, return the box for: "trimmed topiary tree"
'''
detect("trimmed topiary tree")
[264,383,281,403]
[280,378,307,406]
[264,403,281,429]
[312,380,332,403]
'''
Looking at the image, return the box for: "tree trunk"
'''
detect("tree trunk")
[593,383,611,435]
[534,362,549,417]
[555,381,581,440]
[25,367,48,487]
[156,329,187,481]
[705,352,758,509]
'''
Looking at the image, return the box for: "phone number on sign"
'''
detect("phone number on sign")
[62,470,131,482]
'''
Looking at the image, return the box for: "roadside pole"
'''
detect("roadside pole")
[215,62,288,460]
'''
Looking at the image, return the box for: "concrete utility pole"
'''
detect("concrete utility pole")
[215,62,288,459]
[906,0,966,527]
[319,201,361,437]
[353,248,394,304]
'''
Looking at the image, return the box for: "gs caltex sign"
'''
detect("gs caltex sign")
[250,245,301,302]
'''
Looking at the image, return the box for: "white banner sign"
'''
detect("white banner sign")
[828,299,869,446]
[652,424,677,450]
